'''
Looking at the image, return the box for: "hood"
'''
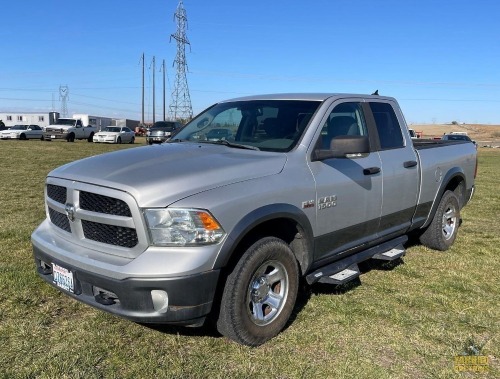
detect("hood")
[49,142,287,207]
[48,119,76,127]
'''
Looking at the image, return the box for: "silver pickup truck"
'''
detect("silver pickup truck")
[32,93,477,346]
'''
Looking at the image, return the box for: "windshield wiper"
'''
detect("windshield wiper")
[203,140,260,151]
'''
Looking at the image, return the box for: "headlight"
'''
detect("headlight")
[144,208,225,246]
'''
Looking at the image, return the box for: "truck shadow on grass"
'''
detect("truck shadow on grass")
[141,258,407,342]
[139,321,221,339]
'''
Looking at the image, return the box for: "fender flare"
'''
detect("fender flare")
[423,167,466,229]
[213,203,314,272]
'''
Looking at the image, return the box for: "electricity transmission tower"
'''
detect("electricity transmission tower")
[59,85,69,117]
[169,0,193,121]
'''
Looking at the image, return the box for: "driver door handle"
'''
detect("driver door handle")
[404,160,418,168]
[363,167,381,175]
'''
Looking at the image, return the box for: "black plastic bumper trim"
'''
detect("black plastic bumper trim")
[33,246,220,324]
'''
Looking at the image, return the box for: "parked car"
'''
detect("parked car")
[205,128,233,141]
[146,121,182,144]
[93,126,135,144]
[442,133,476,146]
[0,124,44,140]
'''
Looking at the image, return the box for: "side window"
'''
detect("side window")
[369,102,404,150]
[319,102,368,149]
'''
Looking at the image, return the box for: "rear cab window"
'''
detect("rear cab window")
[369,102,404,150]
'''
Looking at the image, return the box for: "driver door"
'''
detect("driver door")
[308,100,382,262]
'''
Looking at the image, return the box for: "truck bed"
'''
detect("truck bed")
[412,138,472,150]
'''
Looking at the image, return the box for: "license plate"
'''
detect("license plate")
[51,135,56,139]
[154,137,162,141]
[52,263,74,293]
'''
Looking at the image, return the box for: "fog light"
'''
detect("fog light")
[151,290,169,313]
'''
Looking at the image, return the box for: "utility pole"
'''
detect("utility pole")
[141,53,145,126]
[161,59,166,121]
[151,56,156,124]
[169,0,193,121]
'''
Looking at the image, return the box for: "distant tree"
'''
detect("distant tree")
[451,121,459,125]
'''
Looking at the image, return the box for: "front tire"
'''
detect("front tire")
[217,237,299,346]
[419,190,460,251]
[116,137,122,144]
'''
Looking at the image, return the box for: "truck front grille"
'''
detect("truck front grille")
[80,191,132,217]
[45,180,144,255]
[48,207,71,232]
[47,184,67,204]
[82,220,138,248]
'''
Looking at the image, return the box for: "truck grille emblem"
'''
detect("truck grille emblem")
[65,203,76,222]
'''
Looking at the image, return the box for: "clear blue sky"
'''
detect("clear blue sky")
[1,0,499,124]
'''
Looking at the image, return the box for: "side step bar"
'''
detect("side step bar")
[320,263,360,285]
[372,245,406,261]
[306,236,407,285]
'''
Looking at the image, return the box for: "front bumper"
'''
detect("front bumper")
[43,132,69,140]
[146,134,171,144]
[0,134,20,139]
[33,245,220,324]
[93,137,117,143]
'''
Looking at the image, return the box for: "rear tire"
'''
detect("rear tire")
[419,190,460,251]
[217,237,299,346]
[129,137,135,144]
[87,133,94,142]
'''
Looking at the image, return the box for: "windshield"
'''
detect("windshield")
[11,125,28,130]
[444,135,471,141]
[173,100,321,152]
[54,119,76,126]
[153,121,177,129]
[104,127,121,133]
[151,126,175,132]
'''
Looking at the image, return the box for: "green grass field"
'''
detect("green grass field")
[0,140,498,378]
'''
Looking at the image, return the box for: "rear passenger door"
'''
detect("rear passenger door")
[368,101,419,237]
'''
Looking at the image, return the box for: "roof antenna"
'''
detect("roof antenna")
[371,90,379,96]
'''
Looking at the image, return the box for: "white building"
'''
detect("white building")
[0,112,138,131]
[0,112,56,128]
